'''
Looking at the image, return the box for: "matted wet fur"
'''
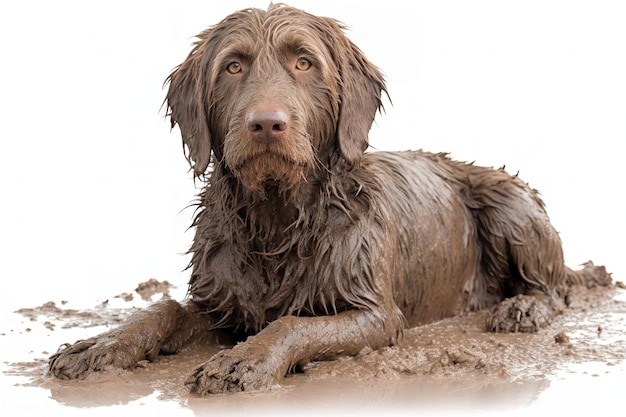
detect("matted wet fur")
[48,4,611,394]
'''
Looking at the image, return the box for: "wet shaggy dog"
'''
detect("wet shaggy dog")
[49,4,610,394]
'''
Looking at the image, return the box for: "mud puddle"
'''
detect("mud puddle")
[2,279,625,416]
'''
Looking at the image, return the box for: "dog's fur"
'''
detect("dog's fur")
[48,4,610,394]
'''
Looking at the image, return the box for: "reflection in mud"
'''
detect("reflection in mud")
[19,357,552,415]
[186,376,551,416]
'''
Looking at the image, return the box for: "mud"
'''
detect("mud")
[134,278,174,301]
[3,279,626,415]
[11,278,173,332]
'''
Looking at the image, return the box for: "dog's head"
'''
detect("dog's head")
[165,4,386,196]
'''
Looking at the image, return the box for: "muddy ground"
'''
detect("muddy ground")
[3,278,625,416]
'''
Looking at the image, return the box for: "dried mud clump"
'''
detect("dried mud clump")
[135,279,172,301]
[554,331,570,345]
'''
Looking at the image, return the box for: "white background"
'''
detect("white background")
[0,0,624,313]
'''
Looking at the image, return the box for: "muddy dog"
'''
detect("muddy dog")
[49,4,610,394]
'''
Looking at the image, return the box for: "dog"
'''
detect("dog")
[48,4,610,395]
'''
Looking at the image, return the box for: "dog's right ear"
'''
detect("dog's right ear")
[164,29,216,179]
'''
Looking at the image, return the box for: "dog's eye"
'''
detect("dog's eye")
[295,58,311,71]
[226,62,242,74]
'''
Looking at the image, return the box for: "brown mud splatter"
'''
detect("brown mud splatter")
[4,281,626,414]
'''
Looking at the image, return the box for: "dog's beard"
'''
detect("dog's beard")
[231,153,309,201]
[223,120,316,201]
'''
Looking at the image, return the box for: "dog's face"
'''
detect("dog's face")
[165,4,386,197]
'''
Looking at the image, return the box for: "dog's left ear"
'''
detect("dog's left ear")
[336,39,387,167]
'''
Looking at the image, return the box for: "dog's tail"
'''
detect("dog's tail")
[564,261,612,288]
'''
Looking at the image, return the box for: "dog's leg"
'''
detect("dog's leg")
[464,168,613,333]
[48,298,218,379]
[185,310,397,395]
[488,262,612,333]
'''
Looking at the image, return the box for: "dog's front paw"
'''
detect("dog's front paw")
[49,331,141,379]
[488,294,556,333]
[185,343,282,395]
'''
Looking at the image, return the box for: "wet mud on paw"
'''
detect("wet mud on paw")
[488,294,554,333]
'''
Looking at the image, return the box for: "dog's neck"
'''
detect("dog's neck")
[203,161,364,257]
[241,179,316,237]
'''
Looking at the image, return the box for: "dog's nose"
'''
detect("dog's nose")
[246,111,288,143]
